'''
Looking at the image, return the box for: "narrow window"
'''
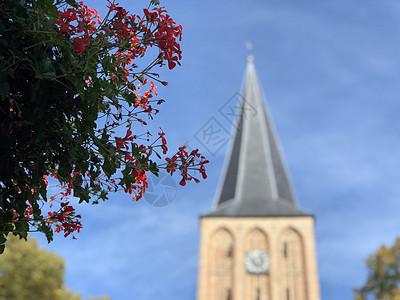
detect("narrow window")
[211,229,233,300]
[226,288,232,300]
[256,287,261,300]
[280,229,306,300]
[226,244,232,258]
[283,241,288,258]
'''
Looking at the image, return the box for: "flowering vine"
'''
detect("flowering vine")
[0,0,208,252]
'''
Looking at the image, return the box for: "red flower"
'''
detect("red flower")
[73,36,90,54]
[117,128,134,149]
[168,60,176,70]
[158,130,168,154]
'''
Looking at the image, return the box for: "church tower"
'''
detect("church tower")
[197,57,320,300]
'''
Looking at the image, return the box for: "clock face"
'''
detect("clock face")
[245,251,269,274]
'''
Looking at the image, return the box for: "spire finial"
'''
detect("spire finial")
[245,41,254,63]
[245,40,254,51]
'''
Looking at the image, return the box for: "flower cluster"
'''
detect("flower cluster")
[46,202,82,238]
[0,0,207,248]
[55,1,100,54]
[166,146,209,186]
[48,0,204,237]
[56,1,182,74]
[141,7,182,70]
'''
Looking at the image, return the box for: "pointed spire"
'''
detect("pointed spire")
[206,57,309,217]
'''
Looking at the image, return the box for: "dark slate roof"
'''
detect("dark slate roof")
[205,56,310,217]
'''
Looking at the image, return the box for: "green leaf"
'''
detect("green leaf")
[125,92,137,105]
[65,0,79,8]
[39,223,53,243]
[36,0,57,12]
[73,173,83,187]
[38,180,47,201]
[99,190,109,201]
[102,158,116,178]
[121,164,132,177]
[0,82,9,101]
[121,173,136,189]
[14,4,29,22]
[30,56,56,79]
[14,220,29,239]
[31,200,42,220]
[149,161,159,176]
[132,143,140,158]
[74,186,89,203]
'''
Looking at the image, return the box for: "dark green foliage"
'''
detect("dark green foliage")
[0,0,155,250]
[0,0,192,253]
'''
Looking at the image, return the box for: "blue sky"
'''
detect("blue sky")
[32,0,400,299]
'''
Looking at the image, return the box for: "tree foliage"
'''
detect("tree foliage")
[0,235,110,300]
[0,0,208,252]
[354,237,400,300]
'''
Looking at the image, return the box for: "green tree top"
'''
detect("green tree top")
[0,235,110,300]
[354,237,400,300]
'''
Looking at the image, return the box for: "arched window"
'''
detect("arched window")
[245,228,270,300]
[279,228,306,300]
[211,228,234,300]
